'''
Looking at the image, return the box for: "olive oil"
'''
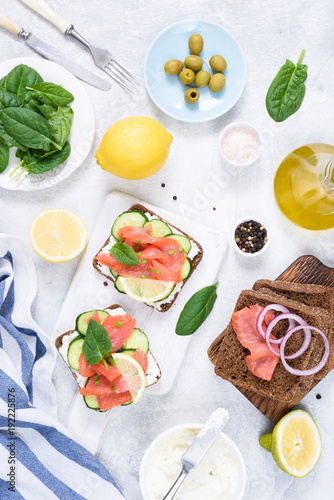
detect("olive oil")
[274,143,334,230]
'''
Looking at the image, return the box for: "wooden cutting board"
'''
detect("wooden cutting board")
[208,255,334,421]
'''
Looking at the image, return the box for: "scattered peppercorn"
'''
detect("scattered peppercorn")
[234,220,268,254]
[213,207,216,211]
[161,183,165,188]
[103,281,108,286]
[316,394,322,400]
[173,196,177,200]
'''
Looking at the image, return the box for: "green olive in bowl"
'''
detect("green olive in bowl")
[188,34,204,55]
[209,73,226,93]
[195,70,211,88]
[209,55,227,73]
[184,88,200,104]
[164,59,183,75]
[184,55,203,72]
[179,68,195,85]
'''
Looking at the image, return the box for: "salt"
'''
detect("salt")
[221,126,260,165]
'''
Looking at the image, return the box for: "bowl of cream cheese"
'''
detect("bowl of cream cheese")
[140,422,247,500]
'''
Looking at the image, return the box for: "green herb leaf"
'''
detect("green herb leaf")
[175,282,219,336]
[0,89,24,110]
[0,121,28,152]
[0,138,9,173]
[28,82,74,107]
[110,242,139,266]
[82,319,112,366]
[266,50,308,122]
[0,64,43,101]
[25,142,71,174]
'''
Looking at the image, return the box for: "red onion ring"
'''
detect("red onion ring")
[256,304,295,340]
[265,313,312,360]
[280,325,330,376]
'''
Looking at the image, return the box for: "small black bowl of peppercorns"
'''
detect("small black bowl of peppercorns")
[233,218,269,257]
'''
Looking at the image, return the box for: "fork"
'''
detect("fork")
[20,0,140,92]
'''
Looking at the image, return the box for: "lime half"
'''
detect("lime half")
[112,353,146,404]
[117,277,174,303]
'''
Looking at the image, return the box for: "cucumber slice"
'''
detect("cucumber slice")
[84,394,100,410]
[119,348,136,356]
[164,233,192,254]
[76,310,110,335]
[181,258,192,280]
[121,328,149,353]
[114,276,125,294]
[121,400,133,406]
[111,211,148,241]
[67,335,85,371]
[110,269,118,279]
[143,219,171,237]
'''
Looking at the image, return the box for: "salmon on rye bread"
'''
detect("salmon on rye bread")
[214,290,331,402]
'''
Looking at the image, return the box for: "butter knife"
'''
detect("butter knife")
[0,12,111,91]
[162,408,230,500]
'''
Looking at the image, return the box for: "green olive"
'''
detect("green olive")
[184,88,200,104]
[184,55,203,72]
[209,55,227,73]
[164,59,183,75]
[195,70,211,88]
[179,68,195,85]
[188,34,204,55]
[209,73,226,93]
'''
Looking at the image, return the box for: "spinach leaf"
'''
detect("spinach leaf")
[25,142,71,174]
[0,89,24,110]
[82,319,112,367]
[0,121,28,152]
[27,82,74,106]
[175,282,219,336]
[0,64,43,101]
[1,107,61,151]
[110,242,139,266]
[0,138,9,173]
[49,106,73,147]
[36,104,55,119]
[266,50,308,122]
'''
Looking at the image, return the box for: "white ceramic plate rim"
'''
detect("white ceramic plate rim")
[0,57,95,191]
[144,19,247,123]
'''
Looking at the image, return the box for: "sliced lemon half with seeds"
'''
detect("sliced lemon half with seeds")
[112,353,146,404]
[117,277,175,303]
[29,208,87,263]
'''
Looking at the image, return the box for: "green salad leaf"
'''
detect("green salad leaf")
[266,50,308,122]
[82,319,112,368]
[0,64,43,101]
[110,242,140,266]
[0,138,9,173]
[176,282,219,336]
[27,82,74,107]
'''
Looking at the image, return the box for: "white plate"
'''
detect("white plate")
[0,57,95,191]
[52,191,227,453]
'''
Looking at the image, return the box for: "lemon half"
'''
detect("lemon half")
[112,353,146,404]
[117,277,175,303]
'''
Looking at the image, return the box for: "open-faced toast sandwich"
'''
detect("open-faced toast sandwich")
[93,204,203,311]
[55,304,161,412]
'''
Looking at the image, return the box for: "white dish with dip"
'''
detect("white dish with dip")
[219,121,261,167]
[140,423,247,500]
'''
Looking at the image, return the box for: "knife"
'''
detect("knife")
[0,12,111,91]
[162,408,230,500]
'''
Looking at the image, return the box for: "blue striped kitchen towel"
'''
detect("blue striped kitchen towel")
[0,235,125,500]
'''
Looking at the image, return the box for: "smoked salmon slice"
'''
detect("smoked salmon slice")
[97,391,133,410]
[102,314,136,353]
[231,305,279,381]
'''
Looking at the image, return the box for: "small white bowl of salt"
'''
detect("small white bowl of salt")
[219,121,262,166]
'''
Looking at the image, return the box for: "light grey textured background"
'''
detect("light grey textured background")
[1,0,334,499]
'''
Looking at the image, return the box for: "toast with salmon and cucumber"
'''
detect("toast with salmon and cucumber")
[93,204,203,311]
[55,304,161,412]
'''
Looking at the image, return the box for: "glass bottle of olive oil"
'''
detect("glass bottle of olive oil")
[274,143,334,230]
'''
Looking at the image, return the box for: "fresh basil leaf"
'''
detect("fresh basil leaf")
[1,107,60,152]
[0,138,9,173]
[0,121,28,152]
[82,319,112,366]
[110,242,140,266]
[25,142,71,174]
[0,89,24,110]
[266,50,308,122]
[175,282,219,336]
[0,64,43,101]
[28,82,74,106]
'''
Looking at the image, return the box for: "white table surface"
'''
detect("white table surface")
[1,1,334,499]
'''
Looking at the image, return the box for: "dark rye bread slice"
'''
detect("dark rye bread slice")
[55,304,162,412]
[92,203,203,312]
[253,279,334,379]
[214,290,330,402]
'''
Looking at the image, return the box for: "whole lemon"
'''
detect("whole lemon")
[95,117,173,180]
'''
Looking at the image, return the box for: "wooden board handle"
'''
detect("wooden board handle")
[19,0,70,34]
[0,12,21,36]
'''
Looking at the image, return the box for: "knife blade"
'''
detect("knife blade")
[0,11,111,91]
[163,408,230,500]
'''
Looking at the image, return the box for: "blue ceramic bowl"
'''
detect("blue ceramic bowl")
[144,19,247,122]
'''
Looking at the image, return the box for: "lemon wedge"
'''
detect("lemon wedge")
[112,353,146,404]
[29,208,87,263]
[117,277,175,303]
